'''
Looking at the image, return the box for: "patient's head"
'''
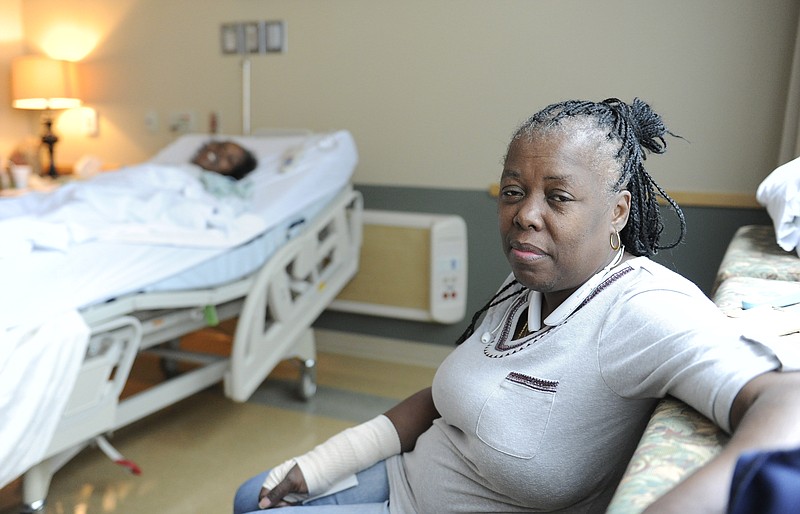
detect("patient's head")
[191,140,257,180]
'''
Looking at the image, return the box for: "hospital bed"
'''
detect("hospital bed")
[0,130,362,512]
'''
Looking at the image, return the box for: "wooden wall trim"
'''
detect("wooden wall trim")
[660,191,761,209]
[487,184,762,209]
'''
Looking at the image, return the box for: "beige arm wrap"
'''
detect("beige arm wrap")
[262,458,300,496]
[262,414,400,497]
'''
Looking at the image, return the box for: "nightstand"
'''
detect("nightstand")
[0,171,70,197]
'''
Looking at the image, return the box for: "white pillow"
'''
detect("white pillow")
[148,133,310,175]
[757,156,800,255]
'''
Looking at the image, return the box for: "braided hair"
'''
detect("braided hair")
[455,279,526,345]
[516,97,686,257]
[455,98,686,345]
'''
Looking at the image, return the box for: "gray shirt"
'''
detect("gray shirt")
[386,257,778,513]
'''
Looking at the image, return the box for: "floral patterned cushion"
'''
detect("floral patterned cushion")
[713,225,800,293]
[608,259,800,512]
[607,398,728,513]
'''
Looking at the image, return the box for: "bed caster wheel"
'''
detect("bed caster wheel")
[159,358,180,378]
[298,359,317,401]
[20,500,45,513]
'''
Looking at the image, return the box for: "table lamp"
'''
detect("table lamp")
[11,56,82,178]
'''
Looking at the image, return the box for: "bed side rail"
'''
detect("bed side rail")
[44,316,142,458]
[23,316,142,512]
[226,187,363,401]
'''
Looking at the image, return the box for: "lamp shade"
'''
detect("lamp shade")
[11,56,81,110]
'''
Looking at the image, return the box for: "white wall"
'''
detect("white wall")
[4,0,798,195]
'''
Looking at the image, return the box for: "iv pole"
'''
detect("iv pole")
[241,56,251,135]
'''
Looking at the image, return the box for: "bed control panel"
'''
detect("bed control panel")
[330,210,468,324]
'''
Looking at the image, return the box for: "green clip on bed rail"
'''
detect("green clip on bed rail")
[204,305,220,326]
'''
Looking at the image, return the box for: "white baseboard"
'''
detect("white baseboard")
[313,329,452,369]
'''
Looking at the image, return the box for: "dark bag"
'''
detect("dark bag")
[728,446,800,514]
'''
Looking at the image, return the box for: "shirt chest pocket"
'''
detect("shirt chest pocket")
[476,372,558,459]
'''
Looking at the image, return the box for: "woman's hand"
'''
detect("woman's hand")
[258,463,308,509]
[255,388,438,509]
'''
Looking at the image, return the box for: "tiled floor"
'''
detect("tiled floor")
[2,334,437,514]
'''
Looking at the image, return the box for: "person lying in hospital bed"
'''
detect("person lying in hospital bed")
[190,140,258,180]
[0,139,263,256]
[0,137,262,492]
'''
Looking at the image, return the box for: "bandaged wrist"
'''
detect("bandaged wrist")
[294,414,401,496]
[261,458,305,501]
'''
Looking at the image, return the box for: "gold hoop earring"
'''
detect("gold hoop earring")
[610,230,621,251]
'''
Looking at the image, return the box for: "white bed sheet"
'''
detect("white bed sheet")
[145,189,336,292]
[0,310,89,489]
[0,130,357,330]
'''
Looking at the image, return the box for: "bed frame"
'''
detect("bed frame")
[20,187,363,513]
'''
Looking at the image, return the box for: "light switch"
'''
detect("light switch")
[82,107,99,137]
[145,109,159,133]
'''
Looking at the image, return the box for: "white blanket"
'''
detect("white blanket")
[0,130,357,330]
[0,310,89,489]
[757,156,800,256]
[0,164,266,256]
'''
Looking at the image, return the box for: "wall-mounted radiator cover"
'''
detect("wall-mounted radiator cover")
[329,209,467,323]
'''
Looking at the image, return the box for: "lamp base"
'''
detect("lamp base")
[41,117,59,179]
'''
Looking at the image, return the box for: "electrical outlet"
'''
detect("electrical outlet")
[169,111,196,133]
[82,107,99,137]
[145,109,159,133]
